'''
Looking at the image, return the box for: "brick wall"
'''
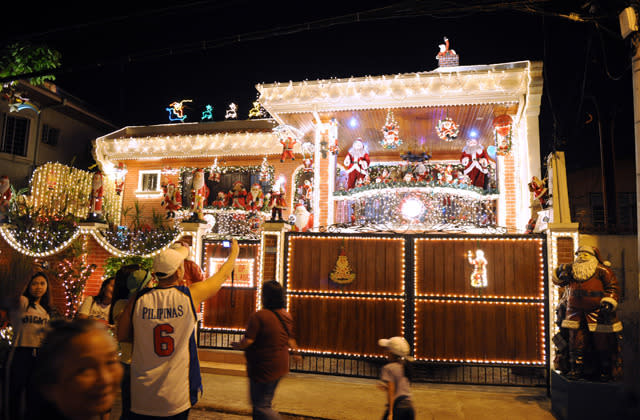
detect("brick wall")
[261,235,277,282]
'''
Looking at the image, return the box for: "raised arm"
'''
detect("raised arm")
[189,239,239,306]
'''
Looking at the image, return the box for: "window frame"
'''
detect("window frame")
[1,113,30,157]
[136,170,163,198]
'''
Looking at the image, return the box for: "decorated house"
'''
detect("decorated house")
[1,46,585,387]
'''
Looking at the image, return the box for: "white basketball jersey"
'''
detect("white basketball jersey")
[130,286,201,416]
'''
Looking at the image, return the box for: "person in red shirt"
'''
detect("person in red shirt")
[233,281,301,419]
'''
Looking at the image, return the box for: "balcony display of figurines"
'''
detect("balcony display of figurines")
[552,245,623,382]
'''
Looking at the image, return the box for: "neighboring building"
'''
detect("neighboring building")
[567,160,637,234]
[0,80,116,188]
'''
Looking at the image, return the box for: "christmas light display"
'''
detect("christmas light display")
[436,117,460,141]
[99,225,182,256]
[56,236,97,317]
[208,257,255,287]
[225,103,238,119]
[329,244,356,284]
[166,99,193,122]
[466,249,488,288]
[334,188,498,232]
[201,104,213,121]
[248,100,266,118]
[208,158,221,182]
[202,209,268,240]
[259,157,270,182]
[113,162,127,195]
[380,109,403,149]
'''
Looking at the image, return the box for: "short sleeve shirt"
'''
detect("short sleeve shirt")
[380,362,412,401]
[244,309,293,383]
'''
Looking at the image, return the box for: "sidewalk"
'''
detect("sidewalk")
[195,371,556,420]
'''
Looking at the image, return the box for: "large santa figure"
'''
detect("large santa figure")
[190,168,209,220]
[292,203,313,232]
[553,245,622,381]
[161,182,182,219]
[246,183,264,211]
[87,171,104,221]
[0,175,12,223]
[460,138,490,189]
[343,138,370,190]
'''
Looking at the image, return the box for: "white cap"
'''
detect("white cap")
[378,336,414,361]
[153,246,189,279]
[170,241,191,259]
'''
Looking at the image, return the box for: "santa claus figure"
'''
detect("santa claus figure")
[0,175,12,223]
[553,245,622,381]
[212,191,228,208]
[280,136,297,162]
[302,180,313,204]
[161,182,182,219]
[190,168,209,221]
[344,138,370,190]
[228,181,247,209]
[292,203,313,232]
[269,180,287,221]
[87,171,104,221]
[528,176,550,208]
[302,157,313,173]
[460,138,490,189]
[246,183,264,211]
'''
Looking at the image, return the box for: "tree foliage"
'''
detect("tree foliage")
[0,41,62,85]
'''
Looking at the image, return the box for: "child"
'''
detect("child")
[378,336,416,420]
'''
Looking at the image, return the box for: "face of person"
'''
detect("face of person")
[103,279,114,301]
[46,329,123,419]
[29,276,47,299]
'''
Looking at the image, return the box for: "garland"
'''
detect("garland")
[103,255,153,279]
[99,226,182,256]
[3,213,79,255]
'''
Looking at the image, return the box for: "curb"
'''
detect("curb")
[194,403,331,420]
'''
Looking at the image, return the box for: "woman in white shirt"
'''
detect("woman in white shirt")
[4,272,52,420]
[76,277,114,325]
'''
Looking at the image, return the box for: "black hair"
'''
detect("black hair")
[94,277,115,305]
[33,318,108,388]
[108,264,139,325]
[262,280,285,310]
[23,272,51,314]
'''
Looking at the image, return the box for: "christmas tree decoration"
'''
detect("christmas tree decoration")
[329,244,356,284]
[201,104,213,121]
[493,114,513,156]
[436,36,459,67]
[467,249,488,288]
[225,103,238,119]
[436,117,460,141]
[380,109,403,149]
[166,99,193,122]
[259,157,271,182]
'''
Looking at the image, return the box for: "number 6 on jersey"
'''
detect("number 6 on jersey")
[154,323,175,356]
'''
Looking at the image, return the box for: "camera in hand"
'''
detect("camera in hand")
[222,240,231,248]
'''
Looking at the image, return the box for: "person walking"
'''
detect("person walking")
[118,239,239,419]
[76,277,115,325]
[377,336,416,420]
[32,318,123,420]
[232,280,301,420]
[4,272,53,420]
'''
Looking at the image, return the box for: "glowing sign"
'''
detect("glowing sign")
[208,257,255,288]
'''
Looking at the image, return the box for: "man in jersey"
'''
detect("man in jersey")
[118,238,239,419]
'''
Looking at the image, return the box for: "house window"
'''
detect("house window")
[41,124,60,146]
[1,114,30,156]
[136,170,162,197]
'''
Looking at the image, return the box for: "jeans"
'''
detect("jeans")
[381,396,415,420]
[249,378,281,420]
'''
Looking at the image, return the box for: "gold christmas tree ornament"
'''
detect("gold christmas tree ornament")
[330,245,356,284]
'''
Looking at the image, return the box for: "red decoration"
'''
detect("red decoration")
[493,115,513,156]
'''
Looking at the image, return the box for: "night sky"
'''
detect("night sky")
[1,1,635,172]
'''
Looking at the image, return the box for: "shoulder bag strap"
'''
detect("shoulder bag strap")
[269,309,290,338]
